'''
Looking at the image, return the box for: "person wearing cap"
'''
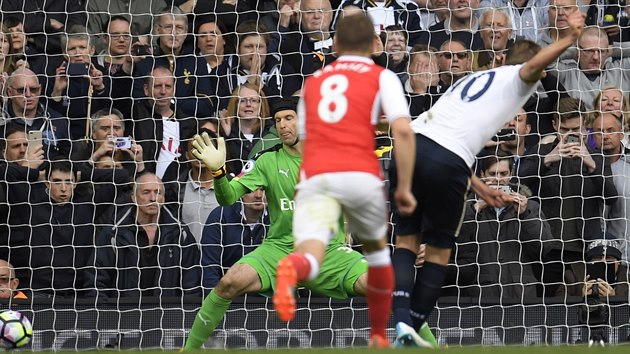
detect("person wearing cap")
[248,96,299,158]
[555,239,629,297]
[519,96,618,296]
[182,77,386,350]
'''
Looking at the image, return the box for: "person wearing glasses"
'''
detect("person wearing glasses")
[592,112,630,263]
[2,68,70,160]
[519,97,619,296]
[0,259,26,299]
[95,15,136,123]
[278,0,336,76]
[555,27,630,110]
[219,83,271,175]
[132,6,215,119]
[417,39,472,107]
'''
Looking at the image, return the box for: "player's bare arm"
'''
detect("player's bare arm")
[390,117,417,216]
[470,174,512,208]
[519,11,585,83]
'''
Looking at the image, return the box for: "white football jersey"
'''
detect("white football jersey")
[410,64,536,167]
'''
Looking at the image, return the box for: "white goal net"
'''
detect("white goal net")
[0,0,628,350]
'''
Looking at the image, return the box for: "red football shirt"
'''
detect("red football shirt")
[298,55,409,178]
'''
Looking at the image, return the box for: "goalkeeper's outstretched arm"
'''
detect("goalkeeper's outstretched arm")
[191,132,251,206]
[214,177,250,206]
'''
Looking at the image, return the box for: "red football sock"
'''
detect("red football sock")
[287,253,311,281]
[367,264,394,338]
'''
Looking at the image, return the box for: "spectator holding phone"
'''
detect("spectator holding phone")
[49,25,111,140]
[3,68,70,160]
[71,108,145,177]
[483,108,532,177]
[0,123,45,278]
[448,150,553,300]
[1,123,44,169]
[519,97,619,296]
[556,239,628,297]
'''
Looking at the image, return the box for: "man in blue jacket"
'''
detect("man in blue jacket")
[201,188,269,289]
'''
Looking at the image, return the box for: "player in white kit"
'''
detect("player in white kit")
[388,10,586,347]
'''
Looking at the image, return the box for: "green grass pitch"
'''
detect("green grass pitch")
[115,344,630,354]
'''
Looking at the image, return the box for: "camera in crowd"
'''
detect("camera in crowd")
[578,279,610,327]
[576,239,623,345]
[111,136,132,149]
[491,128,516,142]
[499,185,512,194]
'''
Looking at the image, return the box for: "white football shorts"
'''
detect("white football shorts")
[293,171,388,245]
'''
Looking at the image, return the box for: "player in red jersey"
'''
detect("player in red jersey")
[272,12,417,347]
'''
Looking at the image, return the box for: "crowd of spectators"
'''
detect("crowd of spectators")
[0,0,628,303]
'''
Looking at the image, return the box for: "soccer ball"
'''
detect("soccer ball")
[0,310,32,349]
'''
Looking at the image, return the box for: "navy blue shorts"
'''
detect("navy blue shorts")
[388,134,471,248]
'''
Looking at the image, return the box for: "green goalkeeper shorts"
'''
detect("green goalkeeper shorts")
[237,242,367,299]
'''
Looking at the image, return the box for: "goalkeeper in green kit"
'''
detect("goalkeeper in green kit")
[183,98,430,349]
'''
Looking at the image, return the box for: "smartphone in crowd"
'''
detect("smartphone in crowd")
[66,63,89,77]
[27,130,43,155]
[499,185,512,194]
[491,128,517,142]
[133,45,151,56]
[112,136,132,149]
[567,135,581,144]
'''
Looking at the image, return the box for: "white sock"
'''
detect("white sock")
[303,253,320,280]
[364,248,391,267]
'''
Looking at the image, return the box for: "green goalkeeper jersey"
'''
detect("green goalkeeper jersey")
[214,144,345,249]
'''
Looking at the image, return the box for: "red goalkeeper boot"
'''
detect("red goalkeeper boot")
[369,335,390,349]
[273,257,297,322]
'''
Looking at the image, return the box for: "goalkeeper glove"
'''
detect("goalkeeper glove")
[191,133,227,178]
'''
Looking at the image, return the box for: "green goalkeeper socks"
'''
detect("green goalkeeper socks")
[183,290,232,350]
[419,322,439,348]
